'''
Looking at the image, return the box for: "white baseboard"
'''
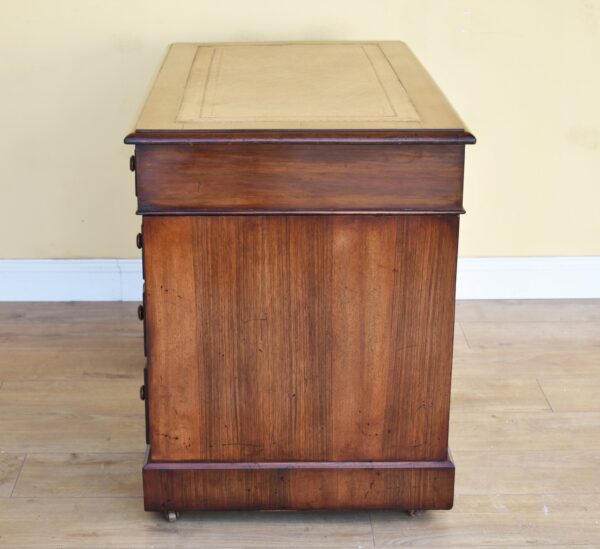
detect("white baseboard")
[0,257,599,301]
[0,260,142,301]
[456,257,600,299]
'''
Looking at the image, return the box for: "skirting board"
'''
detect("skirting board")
[0,257,599,301]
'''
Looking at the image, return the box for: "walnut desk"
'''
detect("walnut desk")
[125,42,475,520]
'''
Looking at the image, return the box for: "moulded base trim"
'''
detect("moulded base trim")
[142,451,455,512]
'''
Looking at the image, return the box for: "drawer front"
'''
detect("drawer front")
[135,143,464,214]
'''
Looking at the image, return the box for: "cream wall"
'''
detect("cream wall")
[1,0,599,259]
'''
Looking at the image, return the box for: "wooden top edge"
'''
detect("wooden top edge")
[125,130,476,145]
[136,209,467,216]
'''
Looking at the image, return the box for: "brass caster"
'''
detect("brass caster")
[407,509,425,517]
[165,510,179,522]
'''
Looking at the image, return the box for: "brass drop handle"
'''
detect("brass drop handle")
[138,305,144,321]
[139,385,146,400]
[130,155,136,172]
[136,232,143,249]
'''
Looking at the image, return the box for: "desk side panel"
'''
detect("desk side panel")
[143,215,458,463]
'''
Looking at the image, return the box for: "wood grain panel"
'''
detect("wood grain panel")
[330,216,458,461]
[135,144,465,214]
[144,215,458,462]
[142,218,203,458]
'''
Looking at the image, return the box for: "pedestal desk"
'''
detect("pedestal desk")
[125,42,475,520]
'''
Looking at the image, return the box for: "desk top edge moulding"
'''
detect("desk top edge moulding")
[124,41,475,520]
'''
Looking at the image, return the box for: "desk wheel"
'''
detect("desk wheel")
[164,511,179,522]
[407,510,425,517]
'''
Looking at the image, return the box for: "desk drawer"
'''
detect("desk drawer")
[135,143,464,214]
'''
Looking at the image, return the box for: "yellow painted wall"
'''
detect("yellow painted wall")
[1,1,599,258]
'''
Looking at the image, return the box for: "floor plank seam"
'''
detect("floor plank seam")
[536,378,554,412]
[368,511,376,549]
[9,454,27,498]
[458,321,471,348]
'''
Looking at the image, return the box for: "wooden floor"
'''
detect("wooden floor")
[0,300,599,548]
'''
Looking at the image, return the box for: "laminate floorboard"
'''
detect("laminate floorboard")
[0,301,598,547]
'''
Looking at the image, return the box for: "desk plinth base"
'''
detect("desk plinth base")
[142,450,455,512]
